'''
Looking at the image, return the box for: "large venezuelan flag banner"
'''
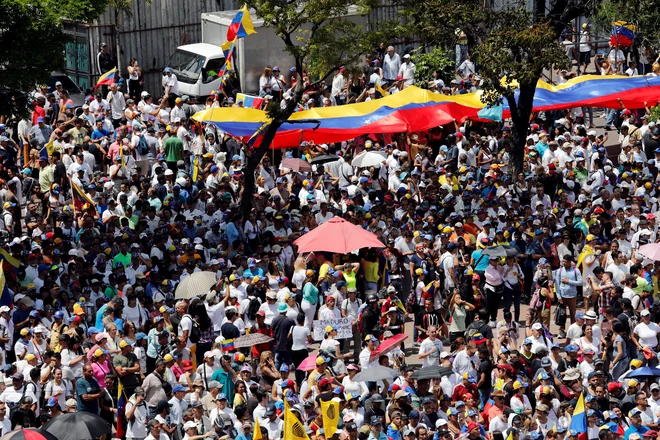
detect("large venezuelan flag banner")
[193,74,660,149]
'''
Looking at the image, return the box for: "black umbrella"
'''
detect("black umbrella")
[482,245,521,258]
[310,155,340,165]
[1,429,60,440]
[42,411,112,440]
[410,365,454,380]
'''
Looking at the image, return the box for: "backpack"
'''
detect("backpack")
[466,321,489,341]
[246,297,261,321]
[137,135,149,156]
[183,314,201,344]
[9,386,27,421]
[529,285,544,311]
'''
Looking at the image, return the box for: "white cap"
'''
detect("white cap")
[440,351,451,359]
[641,309,651,317]
[184,421,197,431]
[531,322,543,330]
[141,91,149,97]
[436,419,448,428]
[164,169,174,176]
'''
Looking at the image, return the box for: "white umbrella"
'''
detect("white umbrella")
[175,271,218,299]
[351,151,387,168]
[351,365,399,382]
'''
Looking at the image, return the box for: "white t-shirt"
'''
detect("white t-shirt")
[418,337,443,368]
[291,326,310,351]
[178,315,194,349]
[634,321,660,347]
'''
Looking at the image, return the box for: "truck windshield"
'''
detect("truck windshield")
[167,50,205,84]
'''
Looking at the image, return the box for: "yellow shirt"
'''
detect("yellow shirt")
[363,261,379,283]
[319,262,330,280]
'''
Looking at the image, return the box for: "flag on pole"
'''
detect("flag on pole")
[116,382,127,438]
[320,400,340,439]
[70,179,97,212]
[94,68,117,89]
[284,404,311,440]
[253,417,263,440]
[220,39,236,75]
[569,393,587,436]
[226,4,256,41]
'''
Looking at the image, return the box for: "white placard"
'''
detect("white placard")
[312,318,353,341]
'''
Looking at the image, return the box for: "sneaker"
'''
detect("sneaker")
[558,330,566,339]
[489,321,497,328]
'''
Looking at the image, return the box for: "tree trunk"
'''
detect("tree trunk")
[239,122,282,218]
[506,81,537,177]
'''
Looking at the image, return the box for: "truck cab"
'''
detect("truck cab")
[166,43,225,100]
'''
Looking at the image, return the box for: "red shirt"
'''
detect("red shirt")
[32,106,46,125]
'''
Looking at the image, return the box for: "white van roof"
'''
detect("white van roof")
[177,43,225,59]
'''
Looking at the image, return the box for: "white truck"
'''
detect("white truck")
[166,7,368,100]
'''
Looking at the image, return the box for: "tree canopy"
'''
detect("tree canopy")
[0,0,71,118]
[235,0,395,214]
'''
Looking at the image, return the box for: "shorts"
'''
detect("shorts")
[579,51,591,65]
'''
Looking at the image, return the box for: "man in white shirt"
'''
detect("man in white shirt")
[331,68,346,104]
[398,54,416,87]
[163,67,179,107]
[418,326,443,368]
[383,46,401,82]
[453,342,478,377]
[106,83,126,127]
[565,311,585,343]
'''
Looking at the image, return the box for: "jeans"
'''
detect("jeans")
[275,350,292,371]
[606,108,617,126]
[503,285,521,322]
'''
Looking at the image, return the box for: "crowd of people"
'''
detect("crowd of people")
[1,35,660,440]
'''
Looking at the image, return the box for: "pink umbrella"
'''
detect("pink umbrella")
[297,354,318,371]
[293,217,385,254]
[370,334,408,361]
[638,243,660,261]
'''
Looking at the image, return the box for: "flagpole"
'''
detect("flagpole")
[68,176,78,217]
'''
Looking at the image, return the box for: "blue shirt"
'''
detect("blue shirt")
[76,377,101,413]
[624,425,649,440]
[555,265,583,299]
[471,250,490,272]
[96,304,109,329]
[211,369,235,404]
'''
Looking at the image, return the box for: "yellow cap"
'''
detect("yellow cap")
[119,340,132,349]
[586,234,595,242]
[630,359,643,368]
[413,231,420,237]
[253,276,260,283]
[628,379,639,387]
[415,268,424,275]
[646,182,653,189]
[404,193,411,199]
[302,180,310,186]
[229,274,237,281]
[164,354,174,362]
[20,328,30,336]
[316,357,326,365]
[166,125,172,132]
[94,349,105,358]
[443,226,453,234]
[73,304,84,315]
[306,269,315,277]
[325,325,334,333]
[25,354,36,361]
[513,380,523,390]
[159,306,168,313]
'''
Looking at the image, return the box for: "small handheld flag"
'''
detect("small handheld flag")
[253,417,262,440]
[320,400,340,438]
[95,68,117,89]
[569,392,587,433]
